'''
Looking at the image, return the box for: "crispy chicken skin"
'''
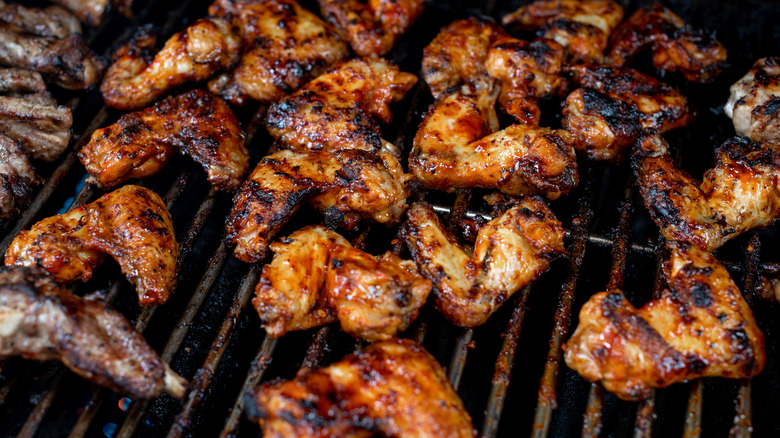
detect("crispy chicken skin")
[247,339,476,438]
[0,1,81,38]
[0,93,72,161]
[401,199,566,327]
[207,0,349,106]
[725,57,780,144]
[565,242,765,401]
[503,0,624,63]
[607,4,727,83]
[226,149,410,263]
[101,17,242,110]
[79,89,248,191]
[317,0,425,57]
[52,0,132,26]
[254,226,431,341]
[634,134,780,252]
[0,266,186,399]
[5,185,179,306]
[0,133,41,220]
[266,57,417,155]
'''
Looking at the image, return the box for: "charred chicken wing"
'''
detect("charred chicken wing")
[0,93,72,161]
[0,1,81,38]
[0,132,41,220]
[0,67,46,93]
[725,57,780,144]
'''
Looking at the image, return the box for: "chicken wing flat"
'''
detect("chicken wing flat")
[0,266,186,399]
[5,185,179,306]
[52,0,132,26]
[226,149,410,263]
[0,94,72,161]
[606,4,727,83]
[316,0,425,57]
[503,0,624,63]
[254,226,430,341]
[725,57,780,144]
[634,134,780,252]
[0,67,46,93]
[79,89,247,191]
[266,57,417,155]
[401,199,566,327]
[565,242,765,401]
[101,17,242,110]
[0,132,41,220]
[0,1,81,38]
[207,0,349,106]
[247,338,476,438]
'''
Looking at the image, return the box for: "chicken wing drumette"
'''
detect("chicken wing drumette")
[0,132,41,220]
[565,242,765,401]
[725,57,780,144]
[401,199,566,327]
[5,185,179,305]
[79,89,248,191]
[247,339,476,438]
[0,266,186,399]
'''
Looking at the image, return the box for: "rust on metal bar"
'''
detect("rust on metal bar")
[448,328,474,390]
[582,383,604,437]
[634,395,656,438]
[683,379,703,438]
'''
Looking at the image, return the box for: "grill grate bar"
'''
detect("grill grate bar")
[582,384,605,437]
[447,328,474,390]
[301,327,333,373]
[683,380,704,437]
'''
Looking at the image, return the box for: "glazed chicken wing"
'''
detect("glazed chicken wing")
[634,134,780,252]
[565,242,765,401]
[0,1,81,38]
[401,199,566,327]
[247,339,476,438]
[317,0,425,57]
[207,0,349,106]
[0,132,41,220]
[5,185,179,306]
[79,89,248,191]
[226,149,410,263]
[0,266,186,399]
[254,226,430,341]
[0,93,72,161]
[725,57,780,144]
[101,18,242,110]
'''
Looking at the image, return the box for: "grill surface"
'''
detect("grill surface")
[1,0,780,437]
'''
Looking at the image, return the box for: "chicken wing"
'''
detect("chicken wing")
[207,0,349,106]
[316,0,425,57]
[247,339,476,438]
[254,226,430,341]
[503,0,624,63]
[0,266,185,399]
[101,17,242,110]
[226,149,410,263]
[266,57,417,155]
[634,134,780,252]
[0,132,41,220]
[606,4,727,83]
[565,242,765,401]
[5,185,179,306]
[0,1,81,38]
[725,57,780,144]
[52,0,132,26]
[79,89,247,191]
[0,93,72,161]
[0,67,46,93]
[401,199,566,327]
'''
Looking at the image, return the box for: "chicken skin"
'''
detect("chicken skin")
[101,17,242,110]
[0,132,41,220]
[565,242,765,401]
[316,0,425,57]
[607,4,727,83]
[0,1,81,38]
[503,0,624,63]
[207,0,349,106]
[401,199,566,327]
[79,89,248,191]
[725,57,780,144]
[5,185,179,306]
[226,149,410,263]
[254,226,431,341]
[634,134,780,252]
[266,57,417,155]
[247,339,476,438]
[0,266,186,399]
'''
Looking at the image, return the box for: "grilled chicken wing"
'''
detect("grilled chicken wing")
[0,266,186,399]
[5,185,179,306]
[0,133,41,220]
[565,242,765,401]
[266,57,417,155]
[247,338,476,438]
[79,89,247,191]
[316,0,425,57]
[401,199,566,327]
[0,1,81,38]
[725,57,780,144]
[634,134,780,252]
[0,67,46,93]
[254,226,430,341]
[0,94,72,161]
[52,0,132,26]
[226,149,409,263]
[207,0,349,106]
[503,0,624,63]
[101,17,242,110]
[607,4,727,83]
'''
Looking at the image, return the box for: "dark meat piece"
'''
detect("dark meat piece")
[52,0,132,27]
[0,94,72,161]
[0,67,46,93]
[0,1,81,38]
[0,132,41,220]
[725,57,780,144]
